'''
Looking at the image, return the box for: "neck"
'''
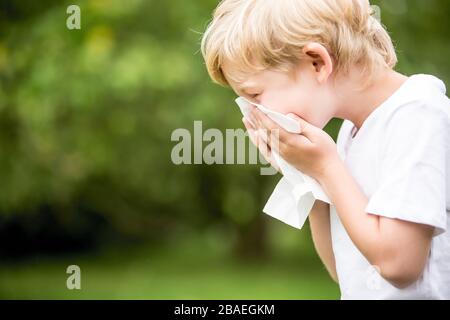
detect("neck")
[334,68,408,131]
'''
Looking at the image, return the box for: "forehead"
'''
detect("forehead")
[226,67,295,95]
[222,58,264,85]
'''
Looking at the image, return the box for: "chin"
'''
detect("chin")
[316,116,334,129]
[306,119,325,129]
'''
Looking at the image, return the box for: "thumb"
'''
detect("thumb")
[286,113,316,140]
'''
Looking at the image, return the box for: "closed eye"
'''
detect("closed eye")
[247,93,261,102]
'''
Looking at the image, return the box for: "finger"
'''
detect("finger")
[255,127,280,154]
[286,113,300,121]
[247,127,258,147]
[242,117,255,130]
[250,129,280,171]
[247,106,260,128]
[256,135,280,171]
[257,128,269,145]
[243,118,261,149]
[251,108,291,144]
[251,107,277,131]
[252,129,269,155]
[286,113,317,142]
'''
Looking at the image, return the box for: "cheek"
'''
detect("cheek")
[262,87,306,115]
[284,91,316,119]
[261,84,331,127]
[302,95,334,128]
[297,96,329,127]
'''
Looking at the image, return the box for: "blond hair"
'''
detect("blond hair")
[200,0,397,86]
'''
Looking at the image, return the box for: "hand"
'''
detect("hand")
[242,117,280,172]
[246,106,340,182]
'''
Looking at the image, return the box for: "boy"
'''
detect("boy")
[200,0,450,299]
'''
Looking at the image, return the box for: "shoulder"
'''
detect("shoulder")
[383,74,450,131]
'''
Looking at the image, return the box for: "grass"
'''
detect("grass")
[0,233,340,299]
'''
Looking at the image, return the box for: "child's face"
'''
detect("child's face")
[227,60,337,128]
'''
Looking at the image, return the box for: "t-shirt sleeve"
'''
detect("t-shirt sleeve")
[365,102,449,236]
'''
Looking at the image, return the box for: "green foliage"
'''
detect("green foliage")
[0,236,340,299]
[0,0,449,252]
[0,0,231,236]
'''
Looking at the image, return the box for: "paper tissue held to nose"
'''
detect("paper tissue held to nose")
[235,97,331,229]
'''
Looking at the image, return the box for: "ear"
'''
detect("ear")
[302,43,333,83]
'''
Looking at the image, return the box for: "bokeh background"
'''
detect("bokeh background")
[0,0,448,299]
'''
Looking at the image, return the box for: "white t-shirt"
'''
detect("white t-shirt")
[331,74,450,299]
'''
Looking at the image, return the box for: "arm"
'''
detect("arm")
[249,108,435,289]
[309,200,338,283]
[318,160,433,288]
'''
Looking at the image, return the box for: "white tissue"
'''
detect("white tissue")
[235,97,330,229]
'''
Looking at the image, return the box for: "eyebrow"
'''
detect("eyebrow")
[239,82,259,90]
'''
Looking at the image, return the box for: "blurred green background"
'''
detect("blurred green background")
[0,0,448,299]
